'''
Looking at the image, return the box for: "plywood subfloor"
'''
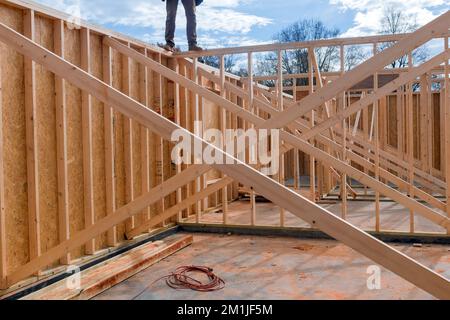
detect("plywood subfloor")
[93,233,450,300]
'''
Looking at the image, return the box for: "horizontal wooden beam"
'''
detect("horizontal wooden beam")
[249,66,446,82]
[175,30,450,58]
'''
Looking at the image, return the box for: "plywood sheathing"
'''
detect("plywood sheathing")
[0,5,28,274]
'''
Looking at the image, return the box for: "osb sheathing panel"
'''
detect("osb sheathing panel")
[0,4,28,274]
[35,15,58,259]
[432,92,441,170]
[387,95,398,149]
[90,33,107,250]
[64,25,84,259]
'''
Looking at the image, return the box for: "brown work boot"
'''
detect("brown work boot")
[162,43,175,52]
[189,44,203,52]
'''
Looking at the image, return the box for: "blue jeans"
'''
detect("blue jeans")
[165,0,197,47]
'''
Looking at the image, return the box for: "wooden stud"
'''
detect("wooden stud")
[440,84,445,177]
[199,71,208,212]
[173,59,183,222]
[396,91,404,167]
[219,55,229,224]
[23,9,41,262]
[140,48,151,227]
[309,48,316,202]
[102,39,117,247]
[363,91,370,196]
[293,79,300,192]
[248,52,256,226]
[0,50,6,289]
[147,53,157,224]
[373,43,381,232]
[407,53,415,233]
[427,73,433,174]
[310,49,338,199]
[181,61,192,219]
[54,19,70,264]
[81,28,96,254]
[341,109,348,219]
[123,43,135,232]
[193,58,202,223]
[419,74,429,172]
[231,79,240,200]
[340,45,348,219]
[277,50,285,226]
[154,53,165,225]
[445,37,450,223]
[294,148,300,191]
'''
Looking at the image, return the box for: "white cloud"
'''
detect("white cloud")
[35,0,271,47]
[330,0,448,37]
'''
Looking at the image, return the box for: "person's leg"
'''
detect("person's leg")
[181,0,198,48]
[165,0,179,47]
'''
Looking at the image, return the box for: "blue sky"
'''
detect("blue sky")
[36,0,449,50]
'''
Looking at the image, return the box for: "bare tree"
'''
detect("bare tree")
[202,55,238,73]
[344,45,369,71]
[256,19,340,87]
[379,6,428,68]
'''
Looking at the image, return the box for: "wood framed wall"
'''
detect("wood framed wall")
[0,1,194,290]
[0,0,239,290]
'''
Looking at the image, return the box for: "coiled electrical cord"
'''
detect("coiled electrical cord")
[156,266,225,292]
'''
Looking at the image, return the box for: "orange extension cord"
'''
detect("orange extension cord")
[156,266,225,292]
